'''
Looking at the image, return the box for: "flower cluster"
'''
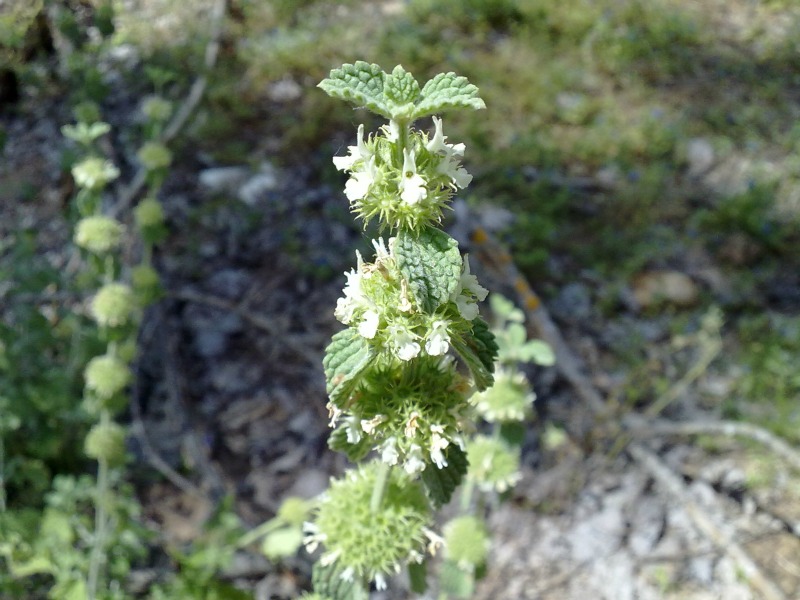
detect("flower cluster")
[303,462,439,591]
[334,238,487,363]
[333,117,473,231]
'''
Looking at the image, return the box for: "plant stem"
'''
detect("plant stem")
[0,435,6,513]
[87,414,111,600]
[370,461,391,513]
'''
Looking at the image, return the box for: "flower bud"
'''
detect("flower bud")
[84,421,127,466]
[84,353,131,399]
[137,141,172,171]
[465,435,521,493]
[304,462,432,590]
[131,264,162,305]
[91,283,135,327]
[277,497,311,527]
[74,216,124,254]
[470,369,535,423]
[443,516,490,569]
[141,96,172,122]
[134,197,165,229]
[71,156,120,191]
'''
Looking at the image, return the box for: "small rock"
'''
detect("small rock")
[550,282,593,323]
[685,138,715,176]
[631,270,699,308]
[199,166,250,195]
[238,163,279,206]
[266,77,302,103]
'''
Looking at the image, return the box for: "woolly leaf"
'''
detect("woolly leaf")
[312,561,369,600]
[318,61,391,119]
[395,228,461,313]
[408,560,428,594]
[261,526,303,560]
[323,328,373,408]
[421,444,468,508]
[451,318,497,391]
[414,72,485,119]
[439,560,475,598]
[384,65,420,118]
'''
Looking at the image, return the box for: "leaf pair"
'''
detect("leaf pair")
[318,62,485,122]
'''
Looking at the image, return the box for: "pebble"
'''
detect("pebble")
[199,165,250,195]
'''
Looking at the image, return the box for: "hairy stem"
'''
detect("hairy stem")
[370,460,392,513]
[87,414,111,600]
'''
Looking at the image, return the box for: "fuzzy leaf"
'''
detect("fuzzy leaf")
[384,65,421,117]
[408,561,428,594]
[328,424,373,462]
[451,318,498,391]
[395,228,461,313]
[323,328,374,407]
[318,61,391,119]
[261,526,303,560]
[440,560,475,598]
[414,72,485,119]
[421,444,468,508]
[312,561,369,600]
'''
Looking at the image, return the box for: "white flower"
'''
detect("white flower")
[375,573,388,591]
[427,117,472,189]
[360,414,385,435]
[425,320,451,356]
[430,425,450,468]
[404,412,421,438]
[345,416,362,444]
[358,309,380,339]
[326,402,342,427]
[381,437,399,465]
[372,237,391,261]
[404,444,426,474]
[399,148,427,205]
[424,527,446,556]
[388,324,421,361]
[344,156,379,202]
[382,119,402,142]
[332,124,370,171]
[451,256,488,320]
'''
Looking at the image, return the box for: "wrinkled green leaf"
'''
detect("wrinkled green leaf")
[323,328,374,408]
[312,561,369,600]
[395,228,461,314]
[421,444,468,508]
[414,72,486,119]
[440,560,475,598]
[519,339,555,366]
[318,61,391,119]
[408,560,428,594]
[451,318,498,391]
[384,65,421,117]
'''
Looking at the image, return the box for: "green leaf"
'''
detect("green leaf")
[451,318,498,391]
[8,555,55,578]
[261,526,303,560]
[323,328,374,408]
[384,65,420,117]
[318,61,391,119]
[421,444,468,508]
[489,293,524,323]
[440,560,475,598]
[408,560,428,594]
[328,424,373,462]
[519,339,555,366]
[414,72,486,119]
[312,561,369,600]
[395,228,461,313]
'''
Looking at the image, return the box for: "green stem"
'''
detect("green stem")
[0,434,6,513]
[459,476,474,513]
[87,413,111,600]
[235,517,284,549]
[370,461,391,513]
